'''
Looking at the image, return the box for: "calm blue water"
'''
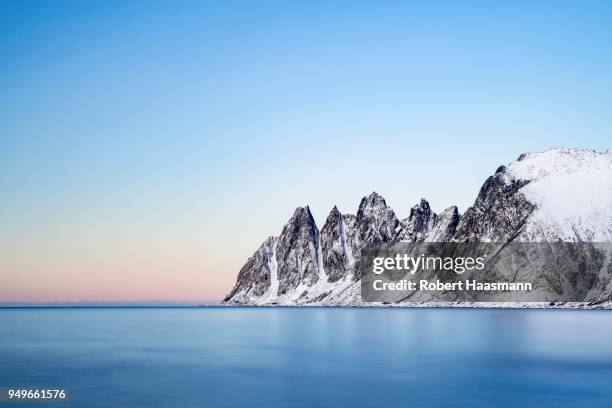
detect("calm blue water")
[1,308,611,408]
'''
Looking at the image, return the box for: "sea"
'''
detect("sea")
[1,307,611,407]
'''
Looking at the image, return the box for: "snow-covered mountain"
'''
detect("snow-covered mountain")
[222,148,612,306]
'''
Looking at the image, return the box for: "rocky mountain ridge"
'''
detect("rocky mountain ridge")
[222,148,612,306]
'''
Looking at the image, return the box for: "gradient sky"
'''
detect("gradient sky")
[1,1,612,303]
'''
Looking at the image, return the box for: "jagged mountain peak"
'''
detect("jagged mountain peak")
[355,191,399,242]
[327,205,344,218]
[276,205,322,296]
[321,204,356,283]
[285,206,316,227]
[323,205,343,225]
[356,192,395,220]
[295,204,313,214]
[396,198,436,242]
[358,191,388,210]
[409,198,432,217]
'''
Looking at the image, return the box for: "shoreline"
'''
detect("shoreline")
[2,301,611,310]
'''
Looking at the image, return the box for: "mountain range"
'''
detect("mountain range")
[222,148,612,306]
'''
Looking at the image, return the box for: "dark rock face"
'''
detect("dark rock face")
[320,206,354,283]
[276,206,322,295]
[223,236,276,301]
[453,170,535,242]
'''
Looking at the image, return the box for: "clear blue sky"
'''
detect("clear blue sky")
[1,0,611,302]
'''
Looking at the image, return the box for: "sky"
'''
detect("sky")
[1,0,611,304]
